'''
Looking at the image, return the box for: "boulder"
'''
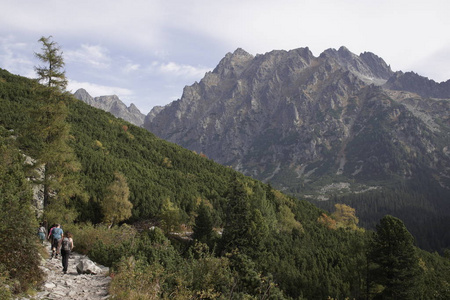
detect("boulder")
[76,258,103,275]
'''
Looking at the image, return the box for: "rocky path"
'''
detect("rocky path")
[20,243,111,300]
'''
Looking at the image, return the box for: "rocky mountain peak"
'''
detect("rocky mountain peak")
[359,51,392,79]
[213,48,254,77]
[73,89,145,127]
[232,47,252,58]
[320,46,393,85]
[73,88,94,104]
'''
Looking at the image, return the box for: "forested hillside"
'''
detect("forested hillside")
[1,68,449,299]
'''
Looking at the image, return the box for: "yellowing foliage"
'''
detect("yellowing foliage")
[278,205,304,233]
[332,204,359,230]
[101,172,133,228]
[318,213,337,230]
[318,204,360,231]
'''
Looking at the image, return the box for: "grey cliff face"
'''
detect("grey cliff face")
[145,47,450,198]
[73,89,145,126]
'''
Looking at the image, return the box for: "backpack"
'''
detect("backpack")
[52,227,63,240]
[38,226,45,233]
[62,237,71,251]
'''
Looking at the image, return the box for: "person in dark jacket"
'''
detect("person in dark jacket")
[61,232,74,274]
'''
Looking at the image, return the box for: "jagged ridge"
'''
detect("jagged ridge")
[73,88,145,126]
[144,46,450,198]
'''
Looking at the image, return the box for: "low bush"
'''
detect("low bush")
[63,223,137,255]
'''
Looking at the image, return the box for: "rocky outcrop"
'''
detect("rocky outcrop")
[73,89,145,126]
[321,46,393,84]
[384,71,450,98]
[145,46,450,198]
[24,155,45,218]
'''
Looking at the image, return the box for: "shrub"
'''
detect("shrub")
[63,223,137,255]
[109,256,165,300]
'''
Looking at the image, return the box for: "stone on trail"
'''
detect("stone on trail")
[76,258,103,275]
[44,282,56,289]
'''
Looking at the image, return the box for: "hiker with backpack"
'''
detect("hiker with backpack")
[47,224,56,244]
[50,224,63,259]
[37,222,46,244]
[61,232,74,274]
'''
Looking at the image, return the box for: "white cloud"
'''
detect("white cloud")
[65,44,111,69]
[0,36,35,78]
[123,63,140,74]
[151,61,210,79]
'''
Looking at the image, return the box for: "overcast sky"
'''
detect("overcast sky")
[1,0,449,114]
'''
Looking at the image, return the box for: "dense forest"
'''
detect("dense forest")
[1,60,450,299]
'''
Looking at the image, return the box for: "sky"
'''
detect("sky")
[1,0,450,114]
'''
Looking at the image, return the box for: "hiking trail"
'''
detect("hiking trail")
[19,242,111,300]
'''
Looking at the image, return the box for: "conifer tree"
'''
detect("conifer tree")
[221,178,268,256]
[192,201,214,244]
[221,178,252,253]
[369,215,421,299]
[34,36,68,91]
[30,36,83,210]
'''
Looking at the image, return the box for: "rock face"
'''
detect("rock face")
[24,155,45,218]
[144,46,450,198]
[74,88,145,126]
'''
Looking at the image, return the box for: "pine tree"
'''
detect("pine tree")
[369,215,421,299]
[192,201,214,244]
[221,178,252,253]
[221,178,268,256]
[34,36,67,91]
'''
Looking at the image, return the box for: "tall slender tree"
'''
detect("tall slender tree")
[34,36,67,91]
[31,36,83,210]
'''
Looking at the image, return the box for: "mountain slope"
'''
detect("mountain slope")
[145,47,450,193]
[144,47,450,250]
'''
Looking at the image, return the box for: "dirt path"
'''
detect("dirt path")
[21,242,111,299]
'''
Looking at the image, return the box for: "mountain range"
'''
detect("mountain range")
[75,46,450,249]
[132,46,449,196]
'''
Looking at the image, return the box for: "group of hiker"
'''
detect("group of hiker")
[38,222,74,274]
